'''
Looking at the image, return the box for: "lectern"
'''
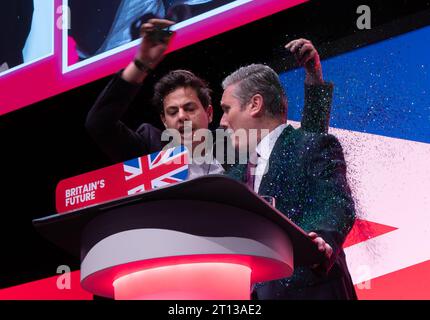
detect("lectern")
[33,175,323,300]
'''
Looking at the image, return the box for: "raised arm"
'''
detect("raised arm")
[122,18,175,84]
[285,38,333,133]
[85,19,175,162]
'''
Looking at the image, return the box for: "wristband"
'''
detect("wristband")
[133,58,153,73]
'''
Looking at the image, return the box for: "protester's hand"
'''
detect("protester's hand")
[285,38,323,85]
[308,231,333,274]
[136,18,175,69]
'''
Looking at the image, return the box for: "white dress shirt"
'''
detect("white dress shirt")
[187,153,225,180]
[252,123,287,193]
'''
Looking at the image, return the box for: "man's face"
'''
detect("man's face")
[220,84,253,150]
[161,86,213,145]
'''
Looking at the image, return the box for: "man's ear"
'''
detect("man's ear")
[160,113,167,127]
[249,94,264,117]
[206,105,214,124]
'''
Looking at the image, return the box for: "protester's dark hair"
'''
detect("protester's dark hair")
[222,64,287,117]
[153,70,212,114]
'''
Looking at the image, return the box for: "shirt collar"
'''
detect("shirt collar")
[255,123,287,160]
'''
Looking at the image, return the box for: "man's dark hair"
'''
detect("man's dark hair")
[153,70,212,114]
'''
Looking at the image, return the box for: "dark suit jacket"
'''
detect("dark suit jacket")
[0,0,33,68]
[86,73,165,163]
[86,72,346,300]
[226,125,357,300]
[86,72,333,163]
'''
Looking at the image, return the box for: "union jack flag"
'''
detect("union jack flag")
[123,146,189,195]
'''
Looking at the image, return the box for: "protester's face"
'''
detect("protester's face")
[220,84,253,150]
[161,87,213,145]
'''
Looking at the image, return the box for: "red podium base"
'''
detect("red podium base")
[113,263,251,300]
[34,176,325,300]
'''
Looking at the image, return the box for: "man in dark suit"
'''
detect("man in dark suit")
[0,0,33,70]
[86,20,333,170]
[220,62,357,299]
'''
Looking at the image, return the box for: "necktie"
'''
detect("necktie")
[246,152,259,191]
